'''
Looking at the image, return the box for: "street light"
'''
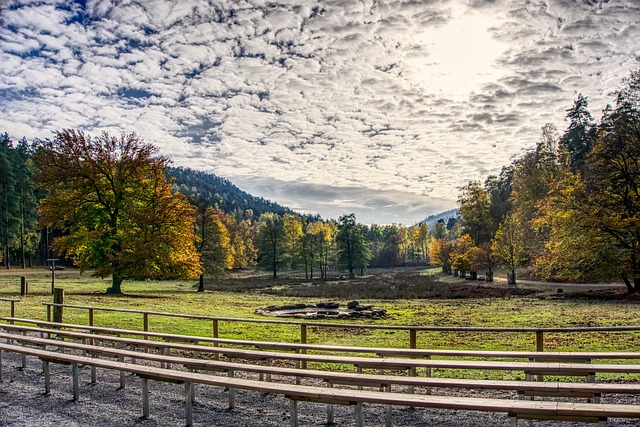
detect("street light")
[47,258,59,294]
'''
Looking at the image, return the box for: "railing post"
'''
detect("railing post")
[46,304,51,322]
[10,301,15,319]
[535,330,545,381]
[212,319,219,360]
[143,313,149,340]
[409,329,417,349]
[536,331,544,352]
[89,308,94,327]
[300,324,307,370]
[409,329,417,393]
[20,276,27,296]
[53,288,64,324]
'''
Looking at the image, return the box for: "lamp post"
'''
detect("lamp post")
[47,258,59,294]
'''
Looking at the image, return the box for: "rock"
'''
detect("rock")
[347,300,359,309]
[355,304,372,311]
[316,302,340,309]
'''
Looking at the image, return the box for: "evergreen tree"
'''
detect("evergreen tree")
[559,94,597,174]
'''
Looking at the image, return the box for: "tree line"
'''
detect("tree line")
[0,129,441,293]
[446,70,640,293]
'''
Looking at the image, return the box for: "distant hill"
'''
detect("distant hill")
[422,209,458,227]
[168,166,295,218]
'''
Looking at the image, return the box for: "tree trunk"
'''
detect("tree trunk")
[486,267,493,282]
[621,274,638,293]
[197,274,204,292]
[107,276,124,295]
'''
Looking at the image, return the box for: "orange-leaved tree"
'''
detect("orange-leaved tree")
[33,129,202,294]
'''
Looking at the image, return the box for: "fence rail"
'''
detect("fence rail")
[37,302,640,352]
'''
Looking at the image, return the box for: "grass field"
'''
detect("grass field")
[1,266,639,355]
[3,266,640,381]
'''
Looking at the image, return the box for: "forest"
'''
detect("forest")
[0,70,639,293]
[445,70,640,292]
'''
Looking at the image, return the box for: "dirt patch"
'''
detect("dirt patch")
[207,267,540,300]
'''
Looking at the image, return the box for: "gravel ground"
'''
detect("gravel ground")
[1,350,639,427]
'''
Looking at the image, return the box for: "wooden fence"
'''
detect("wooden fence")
[40,302,640,352]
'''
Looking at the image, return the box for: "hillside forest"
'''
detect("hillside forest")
[0,70,639,293]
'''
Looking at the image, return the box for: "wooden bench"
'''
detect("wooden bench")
[3,322,640,381]
[4,329,639,402]
[7,317,640,365]
[2,341,640,427]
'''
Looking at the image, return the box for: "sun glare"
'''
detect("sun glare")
[408,14,505,98]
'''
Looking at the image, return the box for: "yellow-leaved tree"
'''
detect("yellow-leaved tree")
[34,129,202,294]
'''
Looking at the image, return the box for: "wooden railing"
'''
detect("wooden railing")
[0,297,18,319]
[40,302,640,352]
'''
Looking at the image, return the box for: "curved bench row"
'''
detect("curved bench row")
[2,341,640,427]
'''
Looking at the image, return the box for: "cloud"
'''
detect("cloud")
[1,0,639,224]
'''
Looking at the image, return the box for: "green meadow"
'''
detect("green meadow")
[1,267,639,356]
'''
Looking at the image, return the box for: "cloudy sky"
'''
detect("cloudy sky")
[1,0,639,224]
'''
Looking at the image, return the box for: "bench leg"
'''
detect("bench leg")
[227,370,235,409]
[355,402,363,427]
[0,349,3,381]
[118,356,125,389]
[265,359,272,382]
[290,399,298,427]
[408,367,416,394]
[325,381,334,424]
[142,378,149,419]
[356,366,363,390]
[509,414,527,427]
[384,384,392,427]
[43,360,50,395]
[425,356,432,395]
[184,381,193,427]
[295,349,301,385]
[72,363,79,401]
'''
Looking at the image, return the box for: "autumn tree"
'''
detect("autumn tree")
[492,213,527,284]
[194,205,234,291]
[578,71,640,291]
[485,165,513,229]
[282,214,303,270]
[33,129,202,294]
[458,180,494,245]
[451,234,474,278]
[223,214,256,269]
[510,124,562,262]
[257,213,285,278]
[468,243,495,282]
[336,213,371,278]
[313,220,337,279]
[533,171,621,281]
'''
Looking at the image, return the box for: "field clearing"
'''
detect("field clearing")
[1,266,640,381]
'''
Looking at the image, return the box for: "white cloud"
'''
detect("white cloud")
[1,0,639,224]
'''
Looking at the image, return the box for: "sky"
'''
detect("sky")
[1,0,639,225]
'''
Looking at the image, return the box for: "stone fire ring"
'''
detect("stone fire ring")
[254,301,387,319]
